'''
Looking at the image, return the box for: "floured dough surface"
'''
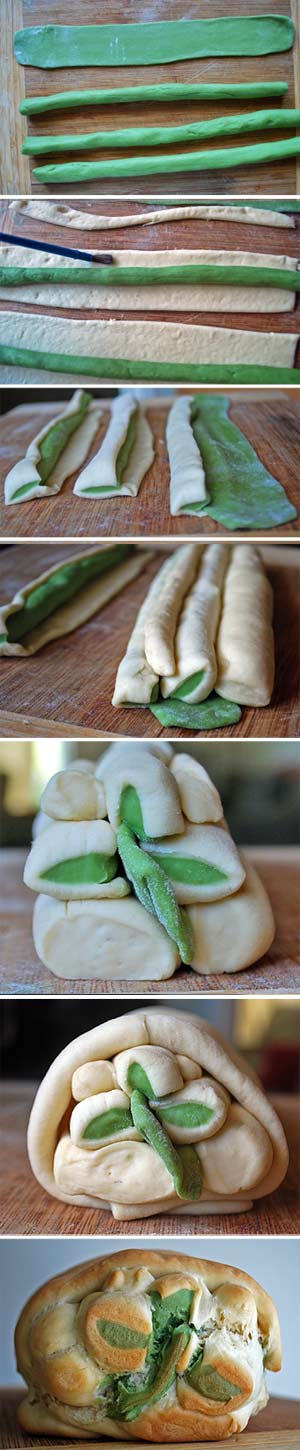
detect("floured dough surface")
[0,244,297,312]
[0,311,297,382]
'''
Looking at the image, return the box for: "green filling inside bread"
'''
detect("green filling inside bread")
[187,1360,241,1402]
[156,1102,214,1128]
[40,851,117,885]
[83,1107,133,1140]
[148,852,228,886]
[120,786,145,838]
[127,1061,155,1098]
[97,1319,150,1349]
[170,669,205,698]
[4,544,132,643]
[11,392,92,500]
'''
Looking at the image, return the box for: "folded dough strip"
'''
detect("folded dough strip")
[10,199,294,230]
[74,394,154,500]
[34,136,300,185]
[0,545,150,656]
[216,545,275,705]
[143,544,201,677]
[20,80,289,115]
[4,390,102,506]
[161,545,229,703]
[22,109,300,157]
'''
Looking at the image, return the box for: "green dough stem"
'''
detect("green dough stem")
[83,1108,133,1140]
[33,135,300,184]
[40,851,117,886]
[188,1360,241,1402]
[117,822,194,966]
[190,395,297,530]
[150,694,242,731]
[0,346,298,385]
[4,545,132,644]
[19,80,289,115]
[120,786,145,839]
[22,109,300,157]
[131,1089,186,1196]
[117,1327,190,1422]
[2,263,300,293]
[14,18,295,68]
[147,854,228,887]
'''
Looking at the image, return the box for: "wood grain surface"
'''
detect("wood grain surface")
[0,846,299,996]
[0,543,298,740]
[0,392,299,541]
[1,1081,298,1237]
[1,1391,299,1449]
[0,201,300,378]
[4,0,299,197]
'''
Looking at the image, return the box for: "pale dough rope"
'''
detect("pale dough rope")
[10,199,295,230]
[15,1248,281,1441]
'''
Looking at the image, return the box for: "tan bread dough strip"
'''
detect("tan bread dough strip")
[167,394,206,514]
[74,392,154,499]
[143,543,200,676]
[32,894,180,984]
[216,544,275,705]
[188,855,275,978]
[4,391,102,506]
[0,545,151,656]
[27,1007,287,1220]
[0,311,297,384]
[10,199,294,230]
[170,755,223,824]
[1,243,297,314]
[161,543,229,701]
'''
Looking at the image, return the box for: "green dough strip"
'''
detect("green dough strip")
[1,263,300,293]
[117,822,194,966]
[14,18,295,68]
[156,1103,214,1129]
[127,1062,155,1098]
[3,545,132,645]
[150,695,242,732]
[0,347,298,385]
[190,395,297,530]
[22,109,300,157]
[117,1327,190,1422]
[130,1090,202,1202]
[34,135,300,183]
[19,80,289,116]
[147,854,228,887]
[40,851,117,886]
[120,786,145,839]
[96,1320,149,1350]
[83,1108,133,1140]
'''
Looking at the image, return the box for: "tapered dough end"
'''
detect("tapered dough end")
[188,857,275,974]
[41,769,106,822]
[170,755,223,823]
[32,894,179,981]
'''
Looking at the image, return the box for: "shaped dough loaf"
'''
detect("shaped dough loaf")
[24,820,124,900]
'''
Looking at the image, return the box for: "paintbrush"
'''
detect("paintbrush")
[0,231,114,264]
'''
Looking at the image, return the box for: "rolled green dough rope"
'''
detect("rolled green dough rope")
[1,264,299,293]
[34,136,300,183]
[22,109,300,157]
[19,80,288,116]
[14,18,295,68]
[0,346,299,385]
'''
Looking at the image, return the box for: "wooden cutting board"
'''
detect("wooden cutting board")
[0,392,299,542]
[1,1391,299,1447]
[0,846,298,996]
[1,1082,299,1236]
[0,543,298,739]
[3,0,299,197]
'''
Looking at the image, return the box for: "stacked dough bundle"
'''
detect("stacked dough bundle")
[113,542,275,712]
[24,743,274,981]
[15,1247,282,1442]
[27,1007,288,1222]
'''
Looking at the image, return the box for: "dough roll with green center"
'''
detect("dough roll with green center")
[23,820,128,901]
[143,823,245,904]
[74,392,154,500]
[4,390,102,506]
[0,544,149,656]
[26,1007,288,1225]
[160,544,229,702]
[216,545,275,705]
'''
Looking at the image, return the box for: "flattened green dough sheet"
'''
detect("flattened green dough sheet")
[22,109,300,156]
[34,136,300,184]
[181,396,297,529]
[14,18,295,67]
[150,695,242,732]
[19,80,289,115]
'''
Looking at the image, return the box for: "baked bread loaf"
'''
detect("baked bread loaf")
[15,1247,281,1441]
[28,1007,288,1221]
